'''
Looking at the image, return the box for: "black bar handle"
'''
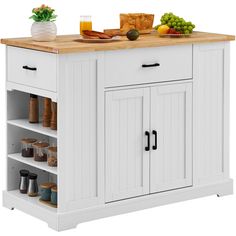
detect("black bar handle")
[22,65,37,71]
[142,63,160,68]
[152,130,157,150]
[145,131,150,151]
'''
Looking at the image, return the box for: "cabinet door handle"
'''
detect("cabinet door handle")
[22,65,37,71]
[142,63,160,68]
[152,130,157,150]
[145,131,150,151]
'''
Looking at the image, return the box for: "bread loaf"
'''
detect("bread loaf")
[120,13,154,34]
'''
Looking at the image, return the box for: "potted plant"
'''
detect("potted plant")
[30,4,57,42]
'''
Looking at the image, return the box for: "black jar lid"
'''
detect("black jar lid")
[29,173,38,180]
[20,169,29,177]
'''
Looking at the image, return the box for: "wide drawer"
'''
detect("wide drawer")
[7,46,57,92]
[104,45,192,87]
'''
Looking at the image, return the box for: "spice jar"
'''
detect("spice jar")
[21,138,37,157]
[33,141,49,162]
[19,169,29,194]
[51,186,57,205]
[27,173,38,197]
[48,146,57,167]
[40,183,56,201]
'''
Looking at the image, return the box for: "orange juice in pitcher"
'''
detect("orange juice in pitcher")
[80,16,92,35]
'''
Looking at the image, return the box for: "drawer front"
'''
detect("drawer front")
[104,45,192,87]
[7,46,57,92]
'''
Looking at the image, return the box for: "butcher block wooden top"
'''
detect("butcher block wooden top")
[1,31,235,54]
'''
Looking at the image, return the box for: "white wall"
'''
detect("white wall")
[0,0,235,235]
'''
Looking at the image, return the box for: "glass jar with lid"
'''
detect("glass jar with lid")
[21,138,37,157]
[47,146,57,167]
[33,141,49,162]
[51,186,57,205]
[40,182,56,201]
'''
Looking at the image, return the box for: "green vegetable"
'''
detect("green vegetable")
[126,29,140,41]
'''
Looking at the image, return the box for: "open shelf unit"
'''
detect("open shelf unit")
[6,90,58,212]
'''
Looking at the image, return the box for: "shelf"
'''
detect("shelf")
[8,153,57,175]
[3,190,57,213]
[7,119,57,138]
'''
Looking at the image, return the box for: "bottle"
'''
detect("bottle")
[19,169,29,194]
[27,173,38,197]
[29,94,39,123]
[42,97,52,127]
[50,102,57,130]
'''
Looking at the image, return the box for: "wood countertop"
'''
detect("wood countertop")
[1,31,235,54]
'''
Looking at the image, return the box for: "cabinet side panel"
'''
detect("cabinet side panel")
[193,42,230,185]
[58,53,104,211]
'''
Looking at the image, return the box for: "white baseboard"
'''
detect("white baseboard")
[3,179,233,231]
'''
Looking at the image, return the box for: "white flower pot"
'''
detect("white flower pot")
[31,22,57,42]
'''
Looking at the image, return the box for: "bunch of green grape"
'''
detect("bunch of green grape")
[157,12,195,34]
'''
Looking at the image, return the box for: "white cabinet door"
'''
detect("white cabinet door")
[150,83,192,193]
[105,88,150,202]
[193,42,230,185]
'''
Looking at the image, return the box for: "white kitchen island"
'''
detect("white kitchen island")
[1,32,235,231]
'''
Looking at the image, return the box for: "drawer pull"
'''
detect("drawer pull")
[142,63,160,68]
[145,131,150,151]
[22,65,37,71]
[152,130,158,150]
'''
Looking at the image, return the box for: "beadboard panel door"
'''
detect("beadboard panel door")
[105,88,150,202]
[193,42,230,185]
[150,83,193,193]
[58,52,104,212]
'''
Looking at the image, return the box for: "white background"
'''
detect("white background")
[0,0,235,235]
